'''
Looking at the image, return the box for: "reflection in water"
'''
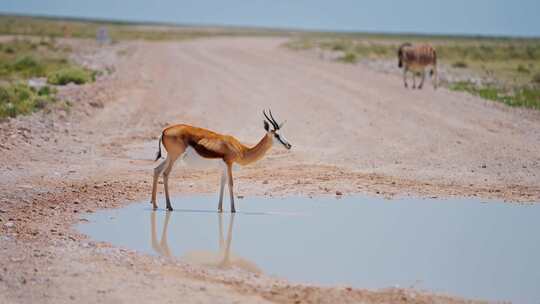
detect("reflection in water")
[150,211,261,273]
[150,211,172,257]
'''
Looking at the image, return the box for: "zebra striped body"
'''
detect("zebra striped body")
[397,43,438,89]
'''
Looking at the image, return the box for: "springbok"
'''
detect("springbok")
[397,43,438,89]
[151,110,292,212]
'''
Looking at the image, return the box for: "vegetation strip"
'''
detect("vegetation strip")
[0,38,95,119]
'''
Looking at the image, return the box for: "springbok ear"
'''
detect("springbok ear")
[264,120,270,131]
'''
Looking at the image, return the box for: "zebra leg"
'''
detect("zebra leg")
[419,70,425,89]
[403,68,408,88]
[433,66,438,89]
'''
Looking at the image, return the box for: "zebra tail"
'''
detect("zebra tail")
[430,49,437,76]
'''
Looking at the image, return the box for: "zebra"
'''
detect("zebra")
[397,43,438,89]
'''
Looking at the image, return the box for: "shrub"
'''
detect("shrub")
[37,85,56,96]
[332,43,346,51]
[4,46,15,54]
[13,56,40,70]
[450,81,540,110]
[338,52,358,63]
[452,61,468,68]
[47,67,94,85]
[10,56,46,77]
[532,72,540,84]
[517,64,530,74]
[509,87,540,109]
[0,83,56,118]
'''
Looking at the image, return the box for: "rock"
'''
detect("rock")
[82,242,96,248]
[335,191,343,196]
[27,77,48,89]
[3,222,14,228]
[262,180,269,184]
[89,100,104,108]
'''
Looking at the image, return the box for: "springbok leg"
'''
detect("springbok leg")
[226,162,236,213]
[163,155,179,211]
[218,167,226,212]
[151,158,169,210]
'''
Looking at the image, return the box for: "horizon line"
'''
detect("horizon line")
[1,11,539,40]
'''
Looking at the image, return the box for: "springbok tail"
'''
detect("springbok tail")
[154,133,163,161]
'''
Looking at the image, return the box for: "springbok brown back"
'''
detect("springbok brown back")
[398,43,438,89]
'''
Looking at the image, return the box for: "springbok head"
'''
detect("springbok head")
[263,109,292,150]
[397,42,412,68]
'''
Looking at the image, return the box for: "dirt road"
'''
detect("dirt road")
[1,37,539,303]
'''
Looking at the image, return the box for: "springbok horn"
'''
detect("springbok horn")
[263,110,278,129]
[268,109,280,129]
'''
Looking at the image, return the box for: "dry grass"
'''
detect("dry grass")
[0,14,289,42]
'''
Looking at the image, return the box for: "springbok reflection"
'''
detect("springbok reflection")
[150,211,172,257]
[150,211,261,273]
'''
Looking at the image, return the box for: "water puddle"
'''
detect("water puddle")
[78,195,540,303]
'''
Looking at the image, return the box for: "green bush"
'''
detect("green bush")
[452,61,468,68]
[13,56,39,70]
[0,83,56,118]
[332,43,347,51]
[517,64,530,74]
[47,67,95,85]
[4,46,15,54]
[338,52,358,63]
[532,72,540,84]
[12,56,45,77]
[450,81,540,110]
[508,87,540,108]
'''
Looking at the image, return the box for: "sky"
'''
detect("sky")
[1,0,539,37]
